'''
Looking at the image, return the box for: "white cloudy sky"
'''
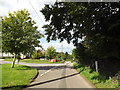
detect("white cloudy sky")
[0,0,75,54]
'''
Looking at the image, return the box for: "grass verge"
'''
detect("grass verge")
[2,64,37,90]
[21,59,65,64]
[73,62,119,88]
[4,58,65,64]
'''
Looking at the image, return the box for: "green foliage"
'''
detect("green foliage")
[73,62,81,69]
[72,43,94,66]
[45,46,57,59]
[32,51,40,59]
[2,9,43,55]
[32,50,44,59]
[55,52,61,60]
[41,2,120,77]
[64,52,73,61]
[41,2,120,58]
[2,9,43,67]
[41,2,120,55]
[55,52,73,61]
[66,54,73,61]
[73,63,119,88]
[57,52,65,60]
[2,64,37,89]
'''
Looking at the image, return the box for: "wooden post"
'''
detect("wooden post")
[95,61,98,73]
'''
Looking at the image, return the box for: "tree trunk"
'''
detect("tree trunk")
[11,53,16,68]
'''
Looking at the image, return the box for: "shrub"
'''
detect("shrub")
[32,52,40,59]
[73,62,80,69]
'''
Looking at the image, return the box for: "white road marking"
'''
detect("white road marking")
[39,64,62,77]
[39,63,69,77]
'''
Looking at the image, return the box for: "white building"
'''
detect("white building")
[0,52,13,58]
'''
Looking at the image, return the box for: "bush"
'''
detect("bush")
[2,56,13,59]
[32,52,40,59]
[73,62,80,69]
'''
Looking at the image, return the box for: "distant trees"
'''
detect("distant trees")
[45,47,72,61]
[55,52,72,61]
[45,46,57,59]
[2,9,43,68]
[32,50,45,59]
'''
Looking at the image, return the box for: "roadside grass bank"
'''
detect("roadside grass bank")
[73,62,119,88]
[2,64,37,90]
[4,58,65,64]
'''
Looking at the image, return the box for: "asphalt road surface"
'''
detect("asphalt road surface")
[23,61,95,89]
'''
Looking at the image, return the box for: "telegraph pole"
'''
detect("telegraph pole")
[61,44,63,60]
[62,44,63,53]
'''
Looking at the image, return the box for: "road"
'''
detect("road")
[23,62,95,89]
[0,60,95,89]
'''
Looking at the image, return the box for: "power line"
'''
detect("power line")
[28,0,45,25]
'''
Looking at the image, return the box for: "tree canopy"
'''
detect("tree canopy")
[41,2,120,76]
[2,9,43,67]
[41,2,120,59]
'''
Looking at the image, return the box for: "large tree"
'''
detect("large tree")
[2,9,43,68]
[41,2,120,60]
[41,2,120,76]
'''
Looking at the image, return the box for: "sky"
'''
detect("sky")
[0,0,75,54]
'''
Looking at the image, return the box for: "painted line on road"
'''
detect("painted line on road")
[40,69,52,77]
[39,65,61,77]
[39,64,67,77]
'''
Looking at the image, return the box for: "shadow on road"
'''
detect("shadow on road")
[30,65,74,70]
[25,72,80,88]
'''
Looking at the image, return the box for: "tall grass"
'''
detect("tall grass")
[73,62,119,88]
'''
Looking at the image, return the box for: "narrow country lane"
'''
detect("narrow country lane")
[23,62,96,89]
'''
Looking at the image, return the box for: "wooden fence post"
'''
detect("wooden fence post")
[95,61,98,73]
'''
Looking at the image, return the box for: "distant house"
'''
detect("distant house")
[20,54,26,59]
[40,49,45,54]
[39,49,46,60]
[0,52,26,59]
[0,52,13,58]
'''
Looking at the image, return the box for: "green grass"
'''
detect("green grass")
[73,62,119,88]
[3,58,13,61]
[2,64,37,90]
[4,58,65,64]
